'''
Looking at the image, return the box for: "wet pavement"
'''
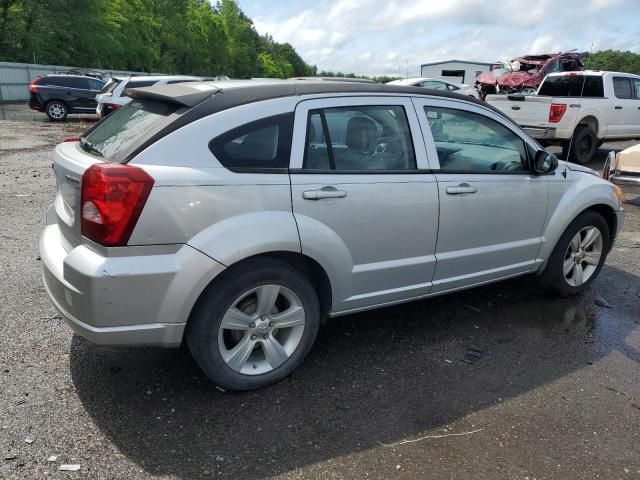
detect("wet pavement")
[0,105,639,479]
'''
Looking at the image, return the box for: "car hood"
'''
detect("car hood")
[476,71,496,85]
[562,160,598,176]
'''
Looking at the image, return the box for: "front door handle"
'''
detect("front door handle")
[446,183,477,195]
[302,186,347,200]
[615,106,623,110]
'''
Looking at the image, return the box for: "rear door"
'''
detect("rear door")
[63,77,96,111]
[611,76,636,136]
[630,77,640,137]
[413,97,549,293]
[289,96,439,314]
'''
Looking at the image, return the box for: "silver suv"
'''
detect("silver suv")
[40,80,625,390]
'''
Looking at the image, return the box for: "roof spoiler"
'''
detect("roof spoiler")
[125,83,220,107]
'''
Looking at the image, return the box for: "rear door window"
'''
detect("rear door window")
[538,75,604,97]
[303,105,416,171]
[634,78,640,99]
[613,77,633,99]
[209,114,293,170]
[65,77,91,90]
[80,101,178,161]
[88,79,104,91]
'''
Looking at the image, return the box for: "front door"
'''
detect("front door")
[413,97,549,293]
[289,97,440,314]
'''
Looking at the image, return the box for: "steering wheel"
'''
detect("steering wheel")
[490,161,522,172]
[372,136,404,167]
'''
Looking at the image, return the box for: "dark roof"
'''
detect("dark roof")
[420,59,494,67]
[127,79,486,110]
[122,80,512,162]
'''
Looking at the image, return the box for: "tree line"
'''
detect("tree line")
[582,50,640,75]
[0,0,315,78]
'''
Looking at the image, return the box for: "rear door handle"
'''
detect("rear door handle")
[302,186,347,200]
[446,183,477,195]
[615,106,623,110]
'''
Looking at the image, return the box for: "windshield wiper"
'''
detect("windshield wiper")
[80,138,103,157]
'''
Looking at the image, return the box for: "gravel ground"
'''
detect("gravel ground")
[1,105,639,480]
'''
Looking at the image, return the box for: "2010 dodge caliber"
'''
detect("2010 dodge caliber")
[40,80,625,390]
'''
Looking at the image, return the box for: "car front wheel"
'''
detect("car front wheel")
[539,210,610,297]
[187,257,320,390]
[45,101,68,121]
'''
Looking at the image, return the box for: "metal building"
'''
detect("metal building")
[420,60,494,84]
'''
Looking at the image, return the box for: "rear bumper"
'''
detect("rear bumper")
[28,95,42,111]
[522,125,557,140]
[610,174,640,197]
[39,215,225,347]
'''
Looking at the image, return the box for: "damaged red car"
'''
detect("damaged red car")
[476,53,584,99]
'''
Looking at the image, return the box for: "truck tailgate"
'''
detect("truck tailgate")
[486,94,552,128]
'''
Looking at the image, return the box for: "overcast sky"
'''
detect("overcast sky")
[238,0,640,77]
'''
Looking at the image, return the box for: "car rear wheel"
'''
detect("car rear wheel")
[45,101,68,121]
[539,211,609,297]
[187,257,320,390]
[564,126,597,165]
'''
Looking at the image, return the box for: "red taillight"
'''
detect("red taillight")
[105,103,121,111]
[28,77,42,93]
[549,103,567,123]
[81,163,154,246]
[63,136,80,143]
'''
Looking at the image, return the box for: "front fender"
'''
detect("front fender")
[538,174,620,270]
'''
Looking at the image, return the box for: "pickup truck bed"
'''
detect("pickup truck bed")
[487,71,640,164]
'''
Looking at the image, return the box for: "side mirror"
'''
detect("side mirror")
[533,150,558,174]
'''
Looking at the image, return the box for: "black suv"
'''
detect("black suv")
[28,74,105,121]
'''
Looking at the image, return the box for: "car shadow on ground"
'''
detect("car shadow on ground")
[69,265,640,479]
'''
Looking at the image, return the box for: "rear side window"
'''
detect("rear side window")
[303,105,416,171]
[418,80,447,90]
[64,77,90,90]
[88,79,104,91]
[40,77,64,87]
[81,101,178,161]
[209,114,293,170]
[634,79,640,99]
[613,77,633,99]
[538,75,604,97]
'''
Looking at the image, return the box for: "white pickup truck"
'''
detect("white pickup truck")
[487,71,640,164]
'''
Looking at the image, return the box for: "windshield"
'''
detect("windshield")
[80,101,178,162]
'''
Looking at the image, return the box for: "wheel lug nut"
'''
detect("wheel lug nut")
[261,315,266,320]
[250,334,257,340]
[269,322,274,327]
[249,322,255,328]
[263,334,269,340]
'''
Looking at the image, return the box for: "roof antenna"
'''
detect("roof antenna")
[563,42,594,172]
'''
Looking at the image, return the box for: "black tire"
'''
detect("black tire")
[539,211,610,297]
[45,101,68,122]
[187,257,320,390]
[566,126,597,165]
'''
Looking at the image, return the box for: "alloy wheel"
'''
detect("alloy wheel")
[217,284,306,375]
[563,226,603,286]
[48,103,66,120]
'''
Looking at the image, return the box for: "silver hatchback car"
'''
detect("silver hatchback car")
[40,80,625,390]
